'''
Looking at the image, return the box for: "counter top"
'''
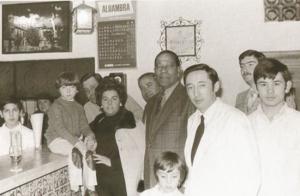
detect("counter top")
[0,147,68,193]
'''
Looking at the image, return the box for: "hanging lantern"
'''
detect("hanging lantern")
[73,1,97,34]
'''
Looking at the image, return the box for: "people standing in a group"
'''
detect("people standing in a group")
[81,73,144,123]
[90,77,145,196]
[143,50,194,188]
[183,64,260,196]
[248,58,300,196]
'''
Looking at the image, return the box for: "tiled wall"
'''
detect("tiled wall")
[1,167,70,196]
[264,0,300,21]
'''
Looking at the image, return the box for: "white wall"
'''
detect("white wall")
[1,0,300,107]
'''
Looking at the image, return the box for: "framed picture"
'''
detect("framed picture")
[2,1,72,54]
[165,25,196,56]
[160,17,203,64]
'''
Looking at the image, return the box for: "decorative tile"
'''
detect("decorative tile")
[1,167,70,196]
[264,0,300,21]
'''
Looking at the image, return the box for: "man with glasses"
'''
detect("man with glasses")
[143,50,194,188]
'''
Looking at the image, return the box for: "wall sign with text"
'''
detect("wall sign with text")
[97,20,136,68]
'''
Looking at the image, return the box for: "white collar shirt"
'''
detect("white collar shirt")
[248,104,300,196]
[184,98,260,196]
[0,123,34,156]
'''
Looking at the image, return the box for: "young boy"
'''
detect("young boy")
[141,151,186,196]
[45,71,95,155]
[249,58,300,196]
[45,71,97,194]
[0,97,34,156]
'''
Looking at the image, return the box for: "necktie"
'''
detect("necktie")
[191,115,205,164]
[156,91,165,113]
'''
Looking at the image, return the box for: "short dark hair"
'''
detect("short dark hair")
[154,50,180,68]
[153,151,187,188]
[80,73,102,84]
[183,64,220,85]
[253,58,292,85]
[239,49,265,63]
[95,76,127,107]
[0,97,23,111]
[55,71,80,89]
[138,72,156,86]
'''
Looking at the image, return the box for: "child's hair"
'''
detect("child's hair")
[0,97,23,111]
[55,71,80,89]
[153,151,187,188]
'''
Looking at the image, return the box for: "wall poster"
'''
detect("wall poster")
[97,19,136,68]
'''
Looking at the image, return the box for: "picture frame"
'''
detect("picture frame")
[165,25,196,56]
[160,17,203,64]
[2,1,72,54]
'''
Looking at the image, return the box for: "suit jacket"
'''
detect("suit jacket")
[235,89,259,114]
[235,89,249,114]
[143,83,194,188]
[185,99,260,196]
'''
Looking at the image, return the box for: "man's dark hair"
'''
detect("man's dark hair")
[239,49,265,63]
[80,73,102,84]
[253,58,292,85]
[0,97,23,111]
[154,50,181,67]
[183,64,220,85]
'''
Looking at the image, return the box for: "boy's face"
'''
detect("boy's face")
[0,103,20,128]
[256,72,291,108]
[37,99,51,113]
[59,85,78,101]
[157,168,180,193]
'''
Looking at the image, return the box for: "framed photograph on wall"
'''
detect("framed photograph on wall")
[2,1,72,54]
[165,25,196,56]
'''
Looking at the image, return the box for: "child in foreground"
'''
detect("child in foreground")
[141,151,186,196]
[0,97,34,156]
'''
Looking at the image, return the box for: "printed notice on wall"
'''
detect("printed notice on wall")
[97,20,136,68]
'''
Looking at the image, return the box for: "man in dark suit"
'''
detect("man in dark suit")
[143,50,194,188]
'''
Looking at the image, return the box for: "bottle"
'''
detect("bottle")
[9,130,22,172]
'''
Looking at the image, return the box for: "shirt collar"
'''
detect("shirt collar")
[163,81,179,101]
[257,103,289,122]
[2,122,22,131]
[195,97,220,120]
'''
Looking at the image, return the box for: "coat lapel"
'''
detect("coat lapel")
[150,84,185,141]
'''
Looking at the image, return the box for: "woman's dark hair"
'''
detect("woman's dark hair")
[95,76,127,107]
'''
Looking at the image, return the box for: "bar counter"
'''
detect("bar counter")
[0,147,70,195]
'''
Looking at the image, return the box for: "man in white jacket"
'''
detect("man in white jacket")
[248,58,300,196]
[183,64,261,196]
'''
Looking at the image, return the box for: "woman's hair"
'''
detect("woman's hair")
[55,71,80,89]
[153,151,187,188]
[95,76,127,107]
[0,97,23,111]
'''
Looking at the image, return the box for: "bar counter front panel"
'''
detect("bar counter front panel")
[0,147,70,195]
